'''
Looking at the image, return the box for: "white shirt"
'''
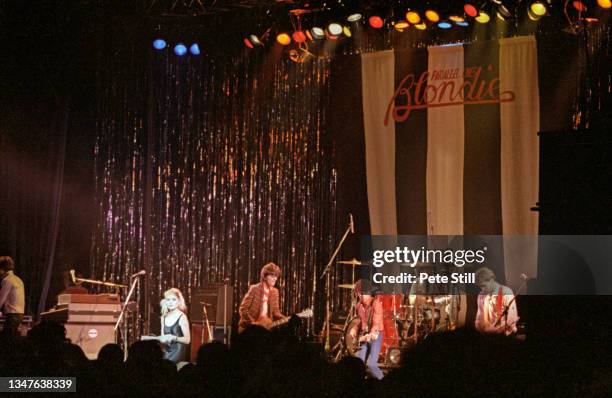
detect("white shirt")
[0,271,25,314]
[475,282,518,335]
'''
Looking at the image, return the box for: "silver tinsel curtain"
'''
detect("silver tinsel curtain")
[92,46,338,335]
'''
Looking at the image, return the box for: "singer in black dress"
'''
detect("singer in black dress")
[160,288,191,363]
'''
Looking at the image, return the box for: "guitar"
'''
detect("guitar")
[240,308,313,333]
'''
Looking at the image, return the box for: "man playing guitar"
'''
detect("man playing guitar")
[349,279,384,380]
[474,267,519,336]
[238,263,288,333]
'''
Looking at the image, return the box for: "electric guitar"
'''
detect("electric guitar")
[240,308,313,333]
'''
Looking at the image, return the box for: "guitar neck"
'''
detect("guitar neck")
[270,317,290,329]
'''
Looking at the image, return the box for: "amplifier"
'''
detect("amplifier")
[189,284,233,327]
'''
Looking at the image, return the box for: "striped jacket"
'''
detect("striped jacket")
[238,283,284,330]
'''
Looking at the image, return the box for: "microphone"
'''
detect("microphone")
[131,270,146,278]
[199,302,212,307]
[70,269,77,284]
[349,213,354,234]
[520,273,529,281]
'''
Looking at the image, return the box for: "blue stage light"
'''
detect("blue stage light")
[438,21,452,29]
[174,43,187,56]
[455,21,469,27]
[189,43,200,55]
[153,39,167,50]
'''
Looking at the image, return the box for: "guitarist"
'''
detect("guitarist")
[349,279,384,380]
[238,263,288,333]
[474,267,519,336]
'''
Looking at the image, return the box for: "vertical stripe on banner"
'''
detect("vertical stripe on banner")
[361,50,397,235]
[500,36,540,291]
[426,45,464,235]
[463,41,503,236]
[394,48,429,235]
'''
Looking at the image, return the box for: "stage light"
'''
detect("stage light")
[249,35,263,46]
[244,38,255,48]
[347,13,363,22]
[496,4,512,20]
[174,43,187,56]
[475,11,491,23]
[394,21,410,30]
[328,22,343,35]
[276,33,291,45]
[311,27,326,39]
[530,1,548,16]
[153,39,167,50]
[189,43,200,55]
[527,8,543,20]
[438,21,452,29]
[464,3,479,17]
[387,348,401,365]
[415,22,427,30]
[456,20,470,26]
[306,30,314,41]
[449,15,466,22]
[406,10,421,24]
[368,15,384,28]
[343,26,352,37]
[598,0,611,8]
[292,31,307,43]
[572,0,587,11]
[425,9,441,22]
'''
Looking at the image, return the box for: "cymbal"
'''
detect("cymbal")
[337,258,364,266]
[337,283,356,289]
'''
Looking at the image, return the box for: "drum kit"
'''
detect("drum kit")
[330,259,458,366]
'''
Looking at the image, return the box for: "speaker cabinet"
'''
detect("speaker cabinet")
[65,323,116,360]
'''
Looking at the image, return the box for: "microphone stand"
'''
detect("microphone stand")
[115,275,140,360]
[494,276,529,331]
[320,214,353,352]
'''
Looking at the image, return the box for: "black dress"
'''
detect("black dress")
[163,313,187,363]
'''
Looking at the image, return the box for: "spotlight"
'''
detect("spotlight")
[438,21,453,29]
[572,0,587,11]
[347,13,363,22]
[249,35,263,46]
[343,26,352,37]
[311,27,326,39]
[415,22,427,30]
[153,39,167,50]
[449,15,466,22]
[244,38,255,48]
[328,22,343,35]
[394,21,410,30]
[425,9,441,22]
[368,15,384,28]
[475,11,491,23]
[464,3,479,17]
[306,30,314,41]
[292,31,307,43]
[496,4,512,20]
[598,0,611,8]
[530,1,548,16]
[276,33,291,46]
[406,10,421,24]
[189,43,200,55]
[387,347,401,366]
[174,43,187,56]
[456,20,470,26]
[527,8,543,20]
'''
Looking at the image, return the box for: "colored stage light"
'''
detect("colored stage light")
[174,43,187,56]
[347,13,363,22]
[438,21,452,29]
[328,23,343,35]
[496,4,512,20]
[455,20,470,26]
[292,31,307,43]
[394,21,410,30]
[189,43,200,55]
[598,0,611,8]
[343,26,352,37]
[527,8,543,20]
[415,23,427,30]
[276,33,291,45]
[475,11,491,23]
[406,10,421,24]
[449,15,465,22]
[368,15,384,28]
[153,39,167,50]
[311,27,326,39]
[425,10,440,22]
[530,1,548,16]
[464,3,479,17]
[572,0,587,11]
[249,35,262,46]
[244,38,255,48]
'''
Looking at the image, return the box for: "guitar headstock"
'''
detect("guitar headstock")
[297,308,313,318]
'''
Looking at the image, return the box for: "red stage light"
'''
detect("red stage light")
[292,31,307,43]
[572,0,587,11]
[464,3,479,17]
[369,15,384,28]
[244,38,254,49]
